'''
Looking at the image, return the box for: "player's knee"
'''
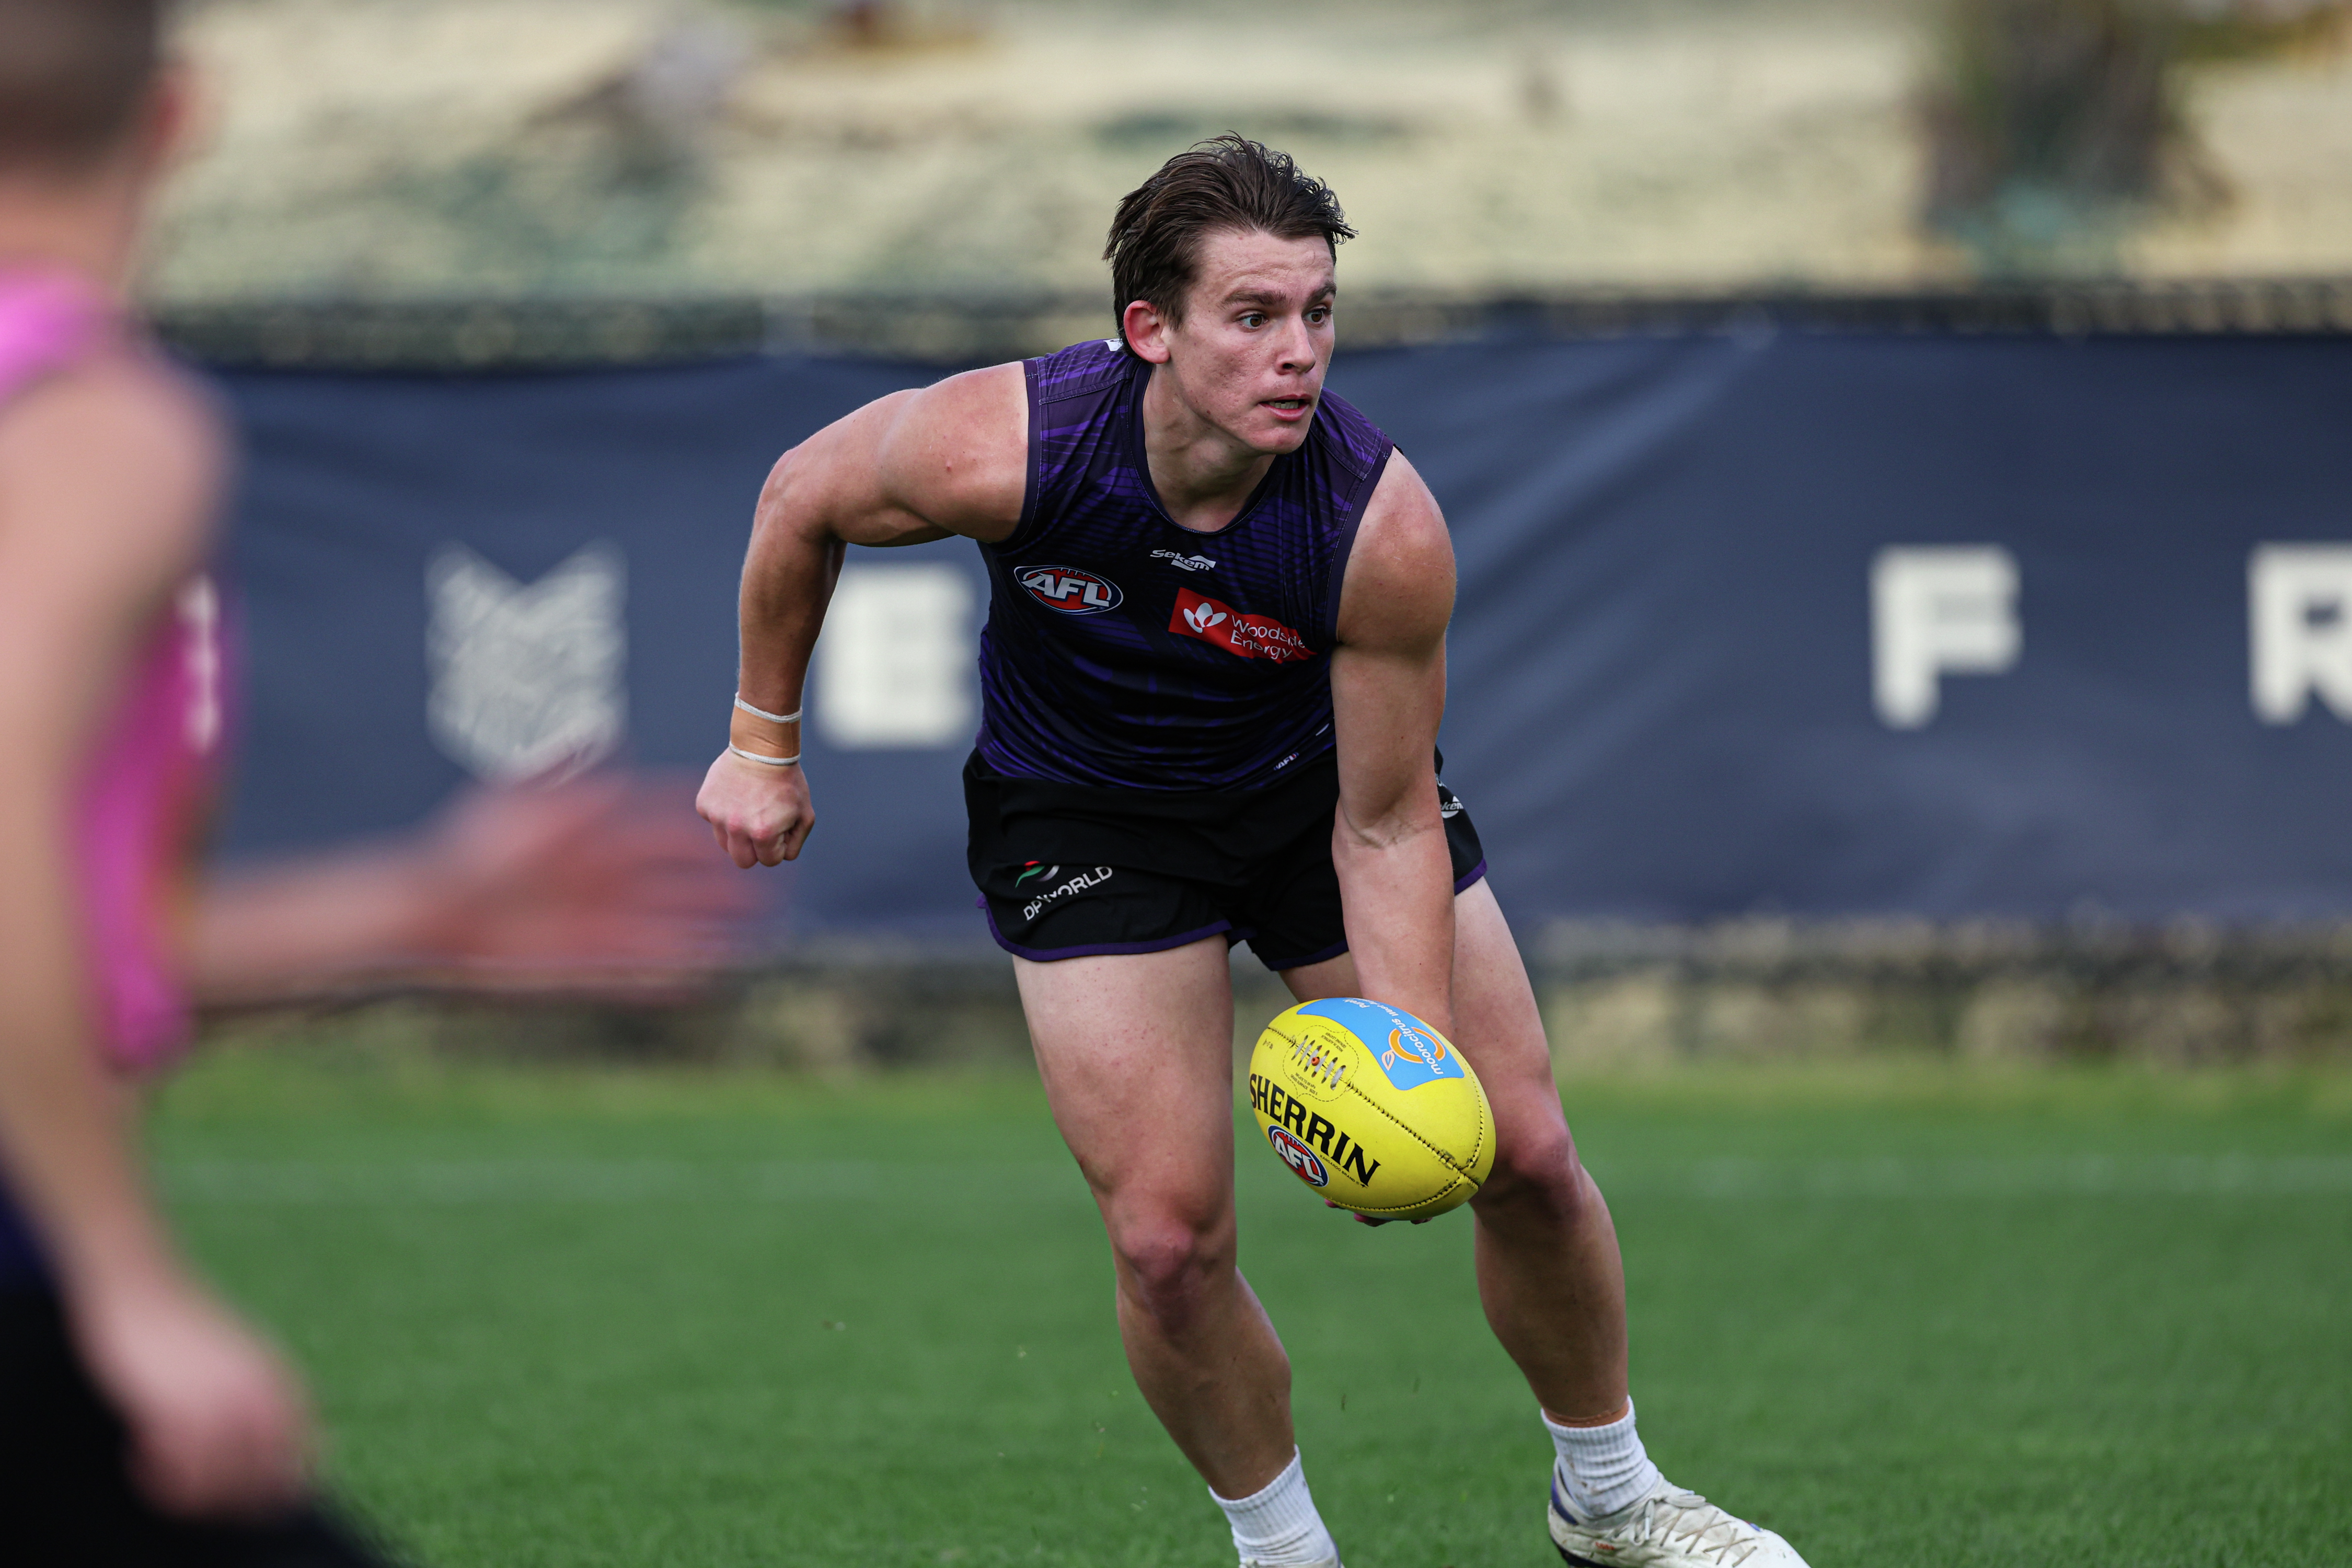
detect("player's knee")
[1477,1120,1588,1219]
[1109,1207,1235,1331]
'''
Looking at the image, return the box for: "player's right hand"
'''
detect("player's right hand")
[70,1271,313,1518]
[696,748,815,868]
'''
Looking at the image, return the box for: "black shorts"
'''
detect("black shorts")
[966,749,1487,971]
[0,1287,400,1567]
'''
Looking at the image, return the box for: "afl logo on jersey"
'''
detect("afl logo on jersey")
[1017,566,1123,616]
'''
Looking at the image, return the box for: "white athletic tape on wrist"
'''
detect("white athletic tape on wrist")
[733,694,802,725]
[729,745,802,768]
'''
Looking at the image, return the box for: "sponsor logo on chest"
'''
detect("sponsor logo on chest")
[1017,566,1123,615]
[1169,587,1312,663]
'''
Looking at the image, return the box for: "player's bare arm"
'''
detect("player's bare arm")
[1328,451,1459,1037]
[697,364,1028,869]
[0,356,312,1517]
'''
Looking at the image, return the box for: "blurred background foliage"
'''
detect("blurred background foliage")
[150,0,2352,307]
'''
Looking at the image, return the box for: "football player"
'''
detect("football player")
[700,135,1807,1568]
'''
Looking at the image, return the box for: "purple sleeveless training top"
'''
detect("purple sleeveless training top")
[976,339,1393,791]
[0,270,225,1075]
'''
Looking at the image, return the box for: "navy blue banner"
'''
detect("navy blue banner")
[215,332,2352,936]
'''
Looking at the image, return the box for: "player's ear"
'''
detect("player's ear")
[1121,299,1174,365]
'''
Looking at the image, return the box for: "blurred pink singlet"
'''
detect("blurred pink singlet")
[0,269,225,1074]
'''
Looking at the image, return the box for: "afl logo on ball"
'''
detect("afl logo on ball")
[1017,566,1122,615]
[1266,1125,1331,1188]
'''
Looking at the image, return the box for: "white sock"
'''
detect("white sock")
[1545,1399,1663,1521]
[1211,1449,1339,1567]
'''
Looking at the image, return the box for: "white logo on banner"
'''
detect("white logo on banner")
[817,564,974,748]
[426,542,626,780]
[1871,546,2021,729]
[2250,545,2352,724]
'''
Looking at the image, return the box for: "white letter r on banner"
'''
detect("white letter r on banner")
[2250,544,2352,723]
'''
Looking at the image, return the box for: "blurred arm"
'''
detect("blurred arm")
[0,361,309,1516]
[700,363,1028,869]
[1328,452,1459,1039]
[193,775,754,1004]
[192,844,446,995]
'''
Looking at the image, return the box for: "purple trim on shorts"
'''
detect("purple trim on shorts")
[1455,858,1488,894]
[979,899,1233,963]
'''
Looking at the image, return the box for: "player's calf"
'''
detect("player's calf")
[1097,1193,1304,1524]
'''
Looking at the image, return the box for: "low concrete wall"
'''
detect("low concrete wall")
[1529,920,2352,1067]
[204,924,2352,1070]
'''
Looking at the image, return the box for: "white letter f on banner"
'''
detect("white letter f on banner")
[1871,546,2021,729]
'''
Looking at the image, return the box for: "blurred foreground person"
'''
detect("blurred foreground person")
[0,4,746,1561]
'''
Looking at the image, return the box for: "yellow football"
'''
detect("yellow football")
[1247,998,1495,1221]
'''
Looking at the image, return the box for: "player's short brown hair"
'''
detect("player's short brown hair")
[1103,135,1355,349]
[0,0,166,172]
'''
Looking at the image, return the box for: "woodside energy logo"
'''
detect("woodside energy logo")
[1169,587,1311,663]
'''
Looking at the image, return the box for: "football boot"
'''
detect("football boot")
[1549,1475,1807,1567]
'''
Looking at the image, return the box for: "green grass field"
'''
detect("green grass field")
[151,1046,2352,1568]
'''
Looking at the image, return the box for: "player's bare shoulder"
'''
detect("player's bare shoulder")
[876,361,1029,543]
[0,346,227,574]
[1334,449,1456,656]
[762,361,1028,551]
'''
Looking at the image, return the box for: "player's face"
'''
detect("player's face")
[1162,228,1335,456]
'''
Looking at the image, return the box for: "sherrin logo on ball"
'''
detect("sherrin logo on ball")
[1247,998,1494,1222]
